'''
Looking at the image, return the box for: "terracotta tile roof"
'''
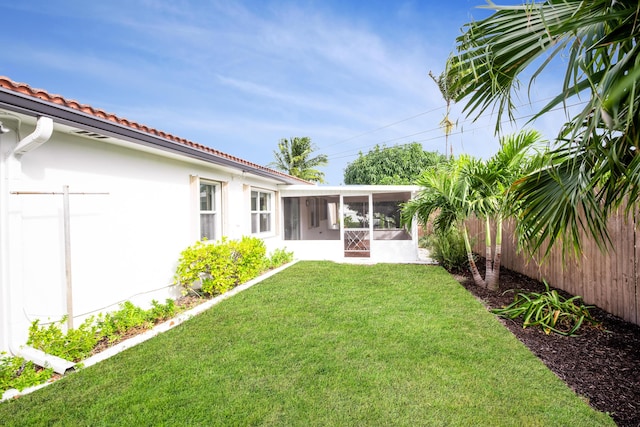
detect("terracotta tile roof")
[0,76,311,185]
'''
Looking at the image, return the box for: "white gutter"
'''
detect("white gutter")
[13,116,53,156]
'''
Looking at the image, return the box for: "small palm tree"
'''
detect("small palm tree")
[401,156,485,286]
[270,137,328,183]
[402,130,545,290]
[471,130,547,289]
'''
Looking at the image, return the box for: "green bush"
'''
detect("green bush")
[230,236,267,284]
[267,248,294,269]
[174,237,271,296]
[0,352,53,394]
[423,227,469,271]
[97,301,153,343]
[492,281,600,336]
[27,316,100,362]
[149,299,177,322]
[97,299,178,343]
[27,299,182,361]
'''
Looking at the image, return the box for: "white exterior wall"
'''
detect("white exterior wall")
[0,120,281,352]
[0,116,421,355]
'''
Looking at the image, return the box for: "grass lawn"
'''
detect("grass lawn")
[0,262,613,426]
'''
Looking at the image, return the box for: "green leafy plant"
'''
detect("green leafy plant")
[492,281,600,336]
[423,227,470,272]
[97,299,179,343]
[97,301,154,344]
[27,299,183,361]
[0,352,54,394]
[267,248,294,269]
[149,299,177,322]
[230,236,267,284]
[27,316,100,362]
[174,238,234,295]
[174,236,272,296]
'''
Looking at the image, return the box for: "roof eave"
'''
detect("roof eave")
[0,88,306,185]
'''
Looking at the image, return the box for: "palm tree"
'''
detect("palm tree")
[270,137,328,183]
[472,130,547,289]
[447,0,640,256]
[402,131,545,289]
[401,156,485,286]
[429,70,459,159]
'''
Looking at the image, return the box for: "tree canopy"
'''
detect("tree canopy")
[270,137,328,183]
[343,143,446,185]
[447,0,640,256]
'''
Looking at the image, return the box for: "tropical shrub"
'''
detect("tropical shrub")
[423,227,469,272]
[230,236,267,284]
[97,301,153,343]
[174,239,234,295]
[96,299,177,343]
[492,281,599,336]
[267,247,294,269]
[27,298,181,361]
[27,316,100,362]
[175,236,276,296]
[149,298,178,322]
[0,353,53,394]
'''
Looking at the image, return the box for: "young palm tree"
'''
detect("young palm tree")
[402,131,545,289]
[401,156,486,286]
[448,0,640,256]
[474,130,547,289]
[270,137,328,183]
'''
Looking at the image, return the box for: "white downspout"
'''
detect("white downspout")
[13,116,53,156]
[0,121,13,355]
[2,116,54,358]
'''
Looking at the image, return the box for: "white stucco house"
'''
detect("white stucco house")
[0,76,420,354]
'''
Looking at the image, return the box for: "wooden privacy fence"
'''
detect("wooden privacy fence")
[466,212,639,326]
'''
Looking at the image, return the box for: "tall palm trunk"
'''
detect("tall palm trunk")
[486,215,502,291]
[463,224,485,287]
[484,216,494,289]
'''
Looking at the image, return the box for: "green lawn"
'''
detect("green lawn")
[0,262,613,426]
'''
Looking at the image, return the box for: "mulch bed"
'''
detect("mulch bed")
[455,264,640,427]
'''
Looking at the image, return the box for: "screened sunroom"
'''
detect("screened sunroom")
[276,185,420,263]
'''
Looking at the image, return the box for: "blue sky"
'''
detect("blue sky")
[2,0,567,184]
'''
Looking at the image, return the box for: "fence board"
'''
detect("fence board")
[467,213,639,326]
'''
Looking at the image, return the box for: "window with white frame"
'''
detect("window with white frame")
[200,181,220,240]
[251,190,272,234]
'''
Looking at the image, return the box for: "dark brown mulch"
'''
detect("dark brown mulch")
[454,264,640,427]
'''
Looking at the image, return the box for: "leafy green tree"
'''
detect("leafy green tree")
[447,0,640,256]
[344,143,446,185]
[270,137,328,183]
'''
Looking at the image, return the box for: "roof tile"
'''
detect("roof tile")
[0,76,310,184]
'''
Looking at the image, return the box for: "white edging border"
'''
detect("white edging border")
[2,260,299,402]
